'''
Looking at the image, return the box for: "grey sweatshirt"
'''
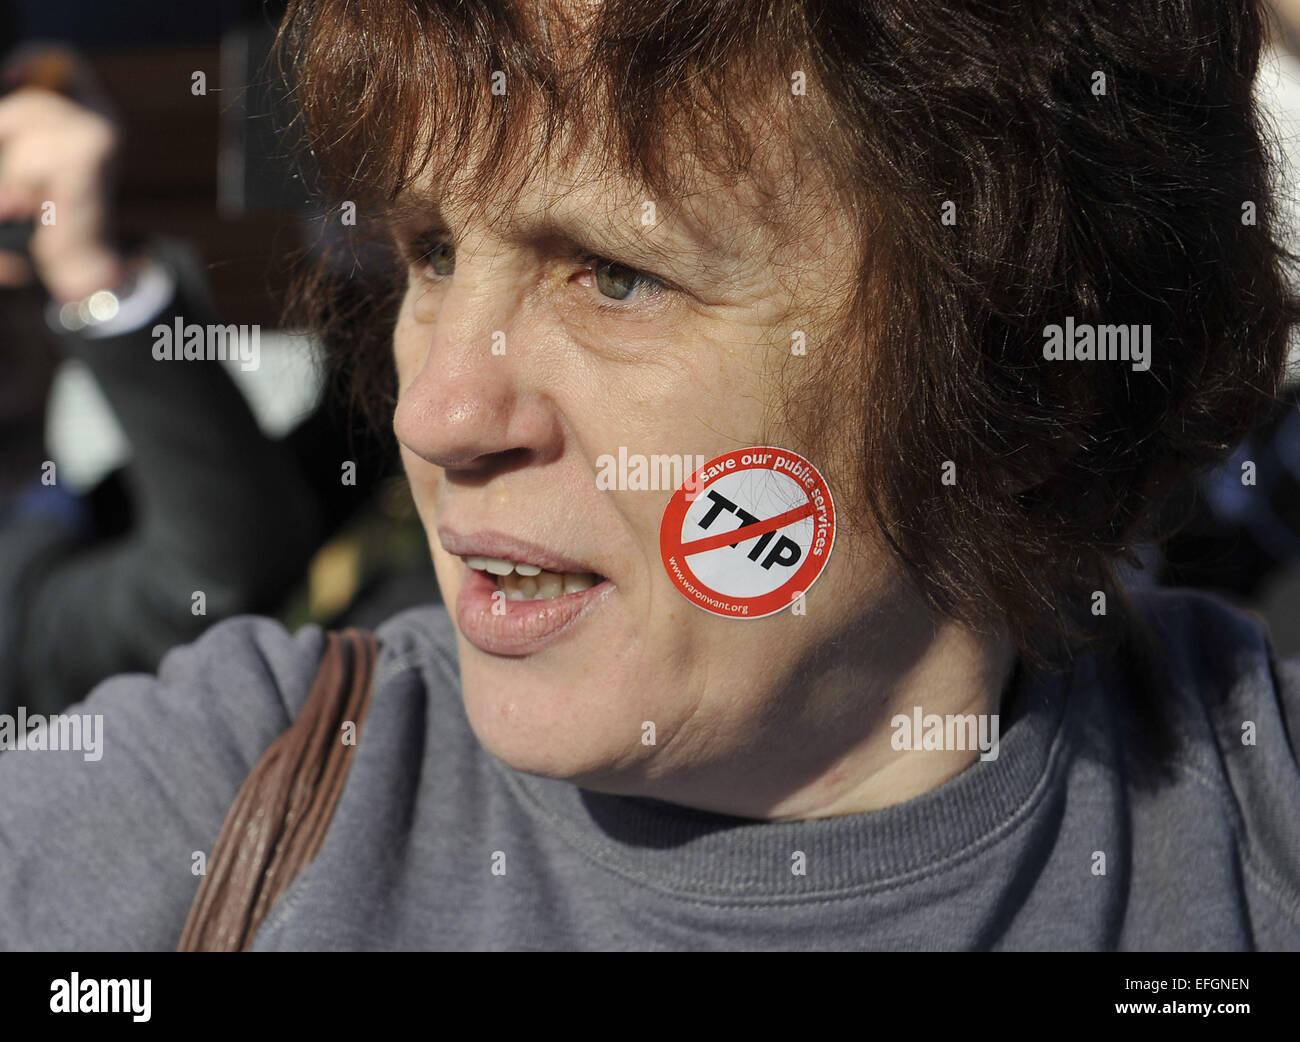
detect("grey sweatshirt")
[0,586,1298,950]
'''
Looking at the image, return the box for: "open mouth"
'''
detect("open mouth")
[446,535,615,655]
[460,556,606,602]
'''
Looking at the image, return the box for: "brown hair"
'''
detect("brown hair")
[274,0,1297,663]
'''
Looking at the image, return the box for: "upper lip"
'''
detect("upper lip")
[437,527,602,575]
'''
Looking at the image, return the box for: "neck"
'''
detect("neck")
[600,586,1019,822]
[764,621,1018,820]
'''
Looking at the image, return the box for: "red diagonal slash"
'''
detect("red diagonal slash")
[679,503,815,557]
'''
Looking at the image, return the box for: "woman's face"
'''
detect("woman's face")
[391,139,936,809]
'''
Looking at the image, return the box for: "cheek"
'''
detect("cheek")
[397,445,443,534]
[392,292,428,391]
[428,541,461,598]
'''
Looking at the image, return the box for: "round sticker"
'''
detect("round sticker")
[659,447,835,618]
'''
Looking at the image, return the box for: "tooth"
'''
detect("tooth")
[518,575,539,598]
[506,587,528,601]
[482,558,514,576]
[514,563,541,576]
[500,571,521,594]
[536,572,563,598]
[563,572,597,594]
[466,556,490,570]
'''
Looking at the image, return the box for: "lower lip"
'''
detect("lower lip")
[455,566,614,656]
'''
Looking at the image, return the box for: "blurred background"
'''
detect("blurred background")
[0,0,434,715]
[1,0,1299,720]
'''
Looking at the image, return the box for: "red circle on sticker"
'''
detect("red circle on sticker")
[659,447,835,618]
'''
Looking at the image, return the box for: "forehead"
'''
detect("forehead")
[390,102,828,276]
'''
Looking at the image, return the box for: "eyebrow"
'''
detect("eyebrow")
[385,185,754,285]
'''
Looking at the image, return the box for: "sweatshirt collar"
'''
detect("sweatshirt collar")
[497,654,1085,899]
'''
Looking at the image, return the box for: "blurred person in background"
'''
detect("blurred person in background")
[0,38,331,715]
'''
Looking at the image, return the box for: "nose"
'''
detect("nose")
[393,260,562,476]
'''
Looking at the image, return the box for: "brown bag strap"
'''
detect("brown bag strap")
[178,627,378,952]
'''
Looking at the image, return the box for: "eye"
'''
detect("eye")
[587,256,664,302]
[405,235,455,278]
[422,239,456,277]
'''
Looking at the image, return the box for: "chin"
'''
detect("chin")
[455,649,644,783]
